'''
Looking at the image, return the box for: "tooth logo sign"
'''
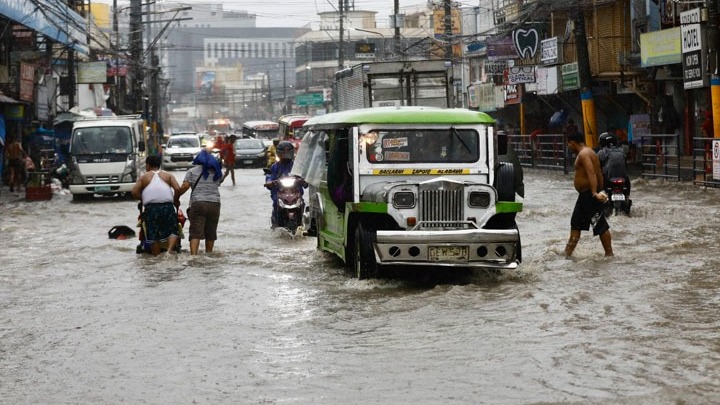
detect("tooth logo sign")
[513,28,539,60]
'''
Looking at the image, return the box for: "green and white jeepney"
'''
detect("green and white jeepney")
[293,107,522,279]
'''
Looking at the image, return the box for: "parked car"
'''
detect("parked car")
[234,138,267,168]
[162,134,202,170]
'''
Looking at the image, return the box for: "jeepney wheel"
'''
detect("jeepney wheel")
[354,223,378,280]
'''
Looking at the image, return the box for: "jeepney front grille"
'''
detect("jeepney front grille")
[419,189,463,227]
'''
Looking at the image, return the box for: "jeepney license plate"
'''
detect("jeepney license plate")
[611,193,625,201]
[243,160,253,164]
[94,186,111,193]
[429,246,468,261]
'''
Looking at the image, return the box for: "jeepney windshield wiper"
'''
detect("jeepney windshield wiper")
[450,126,471,153]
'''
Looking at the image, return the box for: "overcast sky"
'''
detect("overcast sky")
[116,1,479,28]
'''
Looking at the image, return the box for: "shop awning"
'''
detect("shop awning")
[0,0,89,55]
[0,92,20,104]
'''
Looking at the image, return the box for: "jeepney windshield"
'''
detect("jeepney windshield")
[363,129,478,164]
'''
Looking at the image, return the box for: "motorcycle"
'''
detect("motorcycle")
[265,171,307,235]
[604,177,631,217]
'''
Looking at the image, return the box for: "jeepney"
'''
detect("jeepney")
[293,107,523,279]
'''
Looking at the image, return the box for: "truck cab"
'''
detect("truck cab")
[67,115,146,200]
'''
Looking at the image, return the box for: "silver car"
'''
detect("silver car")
[162,134,202,170]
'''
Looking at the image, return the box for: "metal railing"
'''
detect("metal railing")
[508,133,569,174]
[638,133,682,181]
[691,137,720,188]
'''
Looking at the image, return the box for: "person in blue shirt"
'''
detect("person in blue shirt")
[264,141,300,227]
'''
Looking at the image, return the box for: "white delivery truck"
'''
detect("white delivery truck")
[67,115,147,201]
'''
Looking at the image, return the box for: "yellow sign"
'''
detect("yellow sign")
[372,168,471,175]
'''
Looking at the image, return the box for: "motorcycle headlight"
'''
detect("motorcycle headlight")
[279,178,296,188]
[393,191,415,209]
[469,191,491,208]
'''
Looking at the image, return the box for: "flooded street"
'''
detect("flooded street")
[2,168,720,404]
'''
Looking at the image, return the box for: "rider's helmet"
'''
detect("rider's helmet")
[598,132,618,148]
[276,141,295,161]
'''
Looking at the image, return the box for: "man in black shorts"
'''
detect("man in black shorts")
[565,132,613,257]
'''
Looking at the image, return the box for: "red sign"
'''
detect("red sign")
[19,63,35,102]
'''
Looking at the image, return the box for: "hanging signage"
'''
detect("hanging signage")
[487,36,518,60]
[354,43,375,59]
[483,60,507,76]
[78,61,108,84]
[640,28,682,67]
[504,84,522,105]
[561,62,579,91]
[536,66,560,95]
[540,37,561,65]
[19,62,35,102]
[680,8,707,89]
[512,27,539,60]
[507,66,535,85]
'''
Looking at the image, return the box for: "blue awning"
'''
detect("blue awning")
[0,0,89,55]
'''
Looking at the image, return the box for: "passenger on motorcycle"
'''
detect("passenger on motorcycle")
[597,132,631,213]
[263,141,306,227]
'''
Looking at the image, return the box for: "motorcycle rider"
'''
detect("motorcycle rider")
[264,141,305,227]
[265,138,280,168]
[597,132,631,214]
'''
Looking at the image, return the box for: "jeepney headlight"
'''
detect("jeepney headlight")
[393,191,415,209]
[469,191,491,208]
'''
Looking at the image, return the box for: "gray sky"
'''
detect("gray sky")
[171,0,399,27]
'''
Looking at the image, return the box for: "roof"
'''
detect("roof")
[304,107,496,127]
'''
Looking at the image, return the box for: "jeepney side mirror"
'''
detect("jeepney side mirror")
[496,130,508,156]
[138,140,146,152]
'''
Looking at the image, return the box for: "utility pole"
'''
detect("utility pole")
[394,0,400,58]
[67,0,77,108]
[338,0,345,70]
[707,0,720,138]
[129,0,144,115]
[574,10,598,148]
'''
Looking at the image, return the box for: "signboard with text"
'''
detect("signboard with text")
[681,8,707,89]
[295,93,324,106]
[561,62,579,91]
[540,37,561,65]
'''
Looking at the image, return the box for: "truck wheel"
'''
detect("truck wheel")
[354,223,377,280]
[494,163,515,202]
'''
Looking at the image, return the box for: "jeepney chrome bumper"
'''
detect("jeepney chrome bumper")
[374,228,520,269]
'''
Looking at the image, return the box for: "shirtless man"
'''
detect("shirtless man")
[5,136,27,192]
[132,155,182,255]
[565,132,613,257]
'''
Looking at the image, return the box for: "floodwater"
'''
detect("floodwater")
[1,169,720,404]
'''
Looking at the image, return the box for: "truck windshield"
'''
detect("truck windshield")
[365,129,478,164]
[72,127,132,154]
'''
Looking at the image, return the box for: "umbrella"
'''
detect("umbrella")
[549,109,568,128]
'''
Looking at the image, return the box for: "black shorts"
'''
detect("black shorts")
[570,191,609,236]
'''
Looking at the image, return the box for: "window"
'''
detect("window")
[364,129,479,164]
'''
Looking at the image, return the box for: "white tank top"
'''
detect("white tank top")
[142,170,174,204]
